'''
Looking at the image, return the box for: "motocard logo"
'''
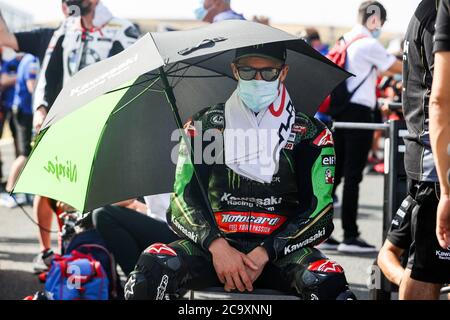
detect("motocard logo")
[308,259,344,273]
[146,243,177,256]
[215,212,287,235]
[284,228,326,255]
[321,155,336,166]
[313,129,334,147]
[70,53,139,97]
[220,193,282,207]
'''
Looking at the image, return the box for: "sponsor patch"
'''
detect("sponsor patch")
[288,133,297,142]
[313,128,334,147]
[284,142,294,150]
[284,228,326,254]
[308,260,344,273]
[220,193,282,208]
[215,211,287,235]
[210,114,224,126]
[321,155,336,166]
[325,168,334,184]
[292,124,308,135]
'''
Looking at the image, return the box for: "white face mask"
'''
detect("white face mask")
[238,79,280,113]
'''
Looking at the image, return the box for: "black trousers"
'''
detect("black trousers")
[92,205,179,275]
[406,180,450,284]
[332,103,374,240]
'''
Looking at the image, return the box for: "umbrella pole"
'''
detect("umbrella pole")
[158,67,215,219]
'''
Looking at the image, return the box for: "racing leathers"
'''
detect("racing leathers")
[34,5,139,111]
[125,104,354,300]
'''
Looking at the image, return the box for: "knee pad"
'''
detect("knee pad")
[124,243,182,300]
[294,259,353,300]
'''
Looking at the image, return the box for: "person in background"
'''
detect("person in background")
[304,28,333,130]
[0,54,38,209]
[399,0,450,299]
[431,0,450,252]
[194,0,245,23]
[252,16,270,25]
[325,1,402,253]
[301,27,329,56]
[0,2,70,66]
[0,54,22,190]
[92,196,179,276]
[378,185,450,299]
[30,0,140,274]
[0,2,70,206]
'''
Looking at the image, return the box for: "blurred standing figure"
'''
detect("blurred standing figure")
[431,0,450,251]
[331,1,402,253]
[30,0,140,274]
[301,28,329,55]
[0,54,22,152]
[0,54,38,208]
[400,0,450,299]
[194,0,245,23]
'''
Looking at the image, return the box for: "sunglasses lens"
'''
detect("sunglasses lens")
[238,67,257,81]
[237,66,282,81]
[261,68,280,82]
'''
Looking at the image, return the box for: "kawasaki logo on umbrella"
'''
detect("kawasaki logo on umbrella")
[43,156,78,183]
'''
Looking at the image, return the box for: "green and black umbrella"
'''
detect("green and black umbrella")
[13,20,350,213]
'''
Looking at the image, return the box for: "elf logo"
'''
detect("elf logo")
[322,155,336,166]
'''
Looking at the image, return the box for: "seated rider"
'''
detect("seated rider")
[124,43,355,300]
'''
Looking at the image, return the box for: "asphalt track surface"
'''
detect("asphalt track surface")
[0,139,384,300]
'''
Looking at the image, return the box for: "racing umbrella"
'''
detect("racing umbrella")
[13,20,351,213]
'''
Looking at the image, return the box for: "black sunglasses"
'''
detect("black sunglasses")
[236,65,284,82]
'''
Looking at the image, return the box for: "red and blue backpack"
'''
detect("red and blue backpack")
[44,230,120,300]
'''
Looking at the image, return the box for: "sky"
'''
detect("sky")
[3,0,422,33]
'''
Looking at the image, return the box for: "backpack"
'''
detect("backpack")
[44,230,121,300]
[44,246,110,300]
[318,35,375,117]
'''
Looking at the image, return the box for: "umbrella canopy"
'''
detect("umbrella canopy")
[13,20,351,212]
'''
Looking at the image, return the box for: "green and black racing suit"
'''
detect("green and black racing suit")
[125,104,354,300]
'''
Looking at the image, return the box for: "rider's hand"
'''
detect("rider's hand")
[209,237,258,292]
[436,193,450,249]
[245,246,269,283]
[33,106,47,133]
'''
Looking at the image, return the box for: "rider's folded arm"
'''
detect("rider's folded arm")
[261,126,336,261]
[167,121,222,251]
[42,35,65,110]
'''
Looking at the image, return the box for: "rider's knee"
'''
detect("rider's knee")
[124,243,182,300]
[294,259,355,300]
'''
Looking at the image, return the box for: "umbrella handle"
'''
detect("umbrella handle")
[158,67,217,226]
[178,37,228,56]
